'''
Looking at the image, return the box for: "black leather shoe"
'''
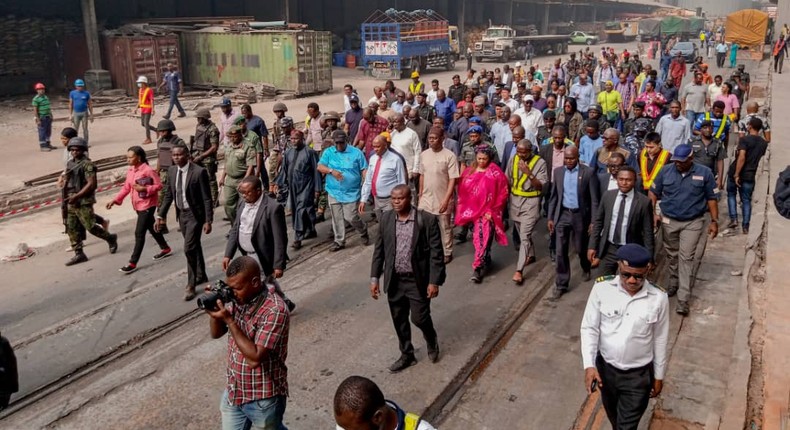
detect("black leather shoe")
[427,341,440,363]
[329,242,345,252]
[285,299,296,313]
[291,240,302,250]
[360,234,370,246]
[389,354,417,373]
[107,234,118,254]
[65,252,88,266]
[184,286,197,301]
[550,249,556,262]
[548,288,565,302]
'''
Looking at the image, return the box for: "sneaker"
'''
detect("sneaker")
[107,234,118,254]
[388,354,417,373]
[727,219,738,229]
[65,252,88,266]
[120,264,138,274]
[470,268,482,283]
[40,146,52,152]
[152,248,173,260]
[177,112,187,118]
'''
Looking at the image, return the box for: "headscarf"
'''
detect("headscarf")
[563,98,578,126]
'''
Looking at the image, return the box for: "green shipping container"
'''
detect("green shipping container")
[181,29,333,95]
[660,16,690,36]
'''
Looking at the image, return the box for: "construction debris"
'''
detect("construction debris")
[236,82,278,104]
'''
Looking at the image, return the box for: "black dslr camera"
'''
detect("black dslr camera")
[197,280,235,311]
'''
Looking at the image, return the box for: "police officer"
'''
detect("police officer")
[63,137,117,266]
[155,119,186,234]
[192,108,220,207]
[581,244,669,430]
[220,125,257,222]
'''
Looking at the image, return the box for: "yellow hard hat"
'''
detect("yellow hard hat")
[410,71,420,79]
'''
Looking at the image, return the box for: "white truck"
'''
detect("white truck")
[473,25,570,62]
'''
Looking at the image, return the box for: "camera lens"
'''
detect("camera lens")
[197,291,220,310]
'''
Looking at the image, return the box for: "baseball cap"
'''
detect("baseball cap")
[218,97,232,107]
[332,129,348,143]
[523,95,534,102]
[670,144,693,162]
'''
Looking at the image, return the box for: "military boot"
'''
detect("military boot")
[65,251,88,266]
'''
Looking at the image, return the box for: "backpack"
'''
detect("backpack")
[774,166,790,219]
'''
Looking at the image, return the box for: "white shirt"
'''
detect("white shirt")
[608,189,634,244]
[707,83,723,103]
[502,97,520,113]
[176,164,190,210]
[515,107,543,135]
[580,277,670,379]
[238,193,263,254]
[390,127,422,175]
[343,94,352,112]
[426,89,438,106]
[606,175,618,191]
[361,150,407,200]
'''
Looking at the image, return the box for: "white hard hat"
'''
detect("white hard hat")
[515,61,522,67]
[136,75,148,84]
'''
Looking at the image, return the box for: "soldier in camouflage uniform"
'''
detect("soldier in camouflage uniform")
[191,108,220,207]
[316,111,341,221]
[271,102,289,143]
[267,116,294,203]
[155,119,186,234]
[63,137,117,266]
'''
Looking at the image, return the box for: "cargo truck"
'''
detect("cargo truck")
[473,25,569,62]
[360,9,459,79]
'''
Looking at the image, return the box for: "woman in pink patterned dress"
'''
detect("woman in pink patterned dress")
[455,145,509,283]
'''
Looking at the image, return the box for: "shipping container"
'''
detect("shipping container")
[180,28,333,96]
[102,30,181,96]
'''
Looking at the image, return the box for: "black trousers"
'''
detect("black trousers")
[387,273,437,357]
[596,355,653,430]
[598,242,621,277]
[130,207,169,264]
[716,52,726,68]
[179,209,206,286]
[555,209,590,289]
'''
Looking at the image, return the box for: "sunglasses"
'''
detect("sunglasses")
[620,271,646,281]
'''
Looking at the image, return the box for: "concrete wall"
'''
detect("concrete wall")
[778,0,790,28]
[676,0,758,18]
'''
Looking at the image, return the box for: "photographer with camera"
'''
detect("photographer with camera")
[206,255,290,430]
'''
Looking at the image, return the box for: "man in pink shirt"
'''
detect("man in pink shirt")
[353,108,389,158]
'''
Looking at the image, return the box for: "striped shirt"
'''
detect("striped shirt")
[32,94,52,117]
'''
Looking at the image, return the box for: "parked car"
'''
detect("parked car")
[569,31,599,45]
[669,41,699,63]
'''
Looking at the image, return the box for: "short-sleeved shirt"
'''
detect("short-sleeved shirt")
[163,71,182,93]
[344,107,364,143]
[418,148,461,214]
[69,90,91,113]
[689,136,726,174]
[225,291,289,405]
[32,94,52,117]
[245,115,269,139]
[356,116,389,158]
[243,131,263,157]
[224,143,257,180]
[728,135,768,182]
[597,90,622,115]
[319,145,368,203]
[738,113,770,139]
[682,83,708,113]
[651,163,716,221]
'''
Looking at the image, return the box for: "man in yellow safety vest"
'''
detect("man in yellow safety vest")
[408,71,425,96]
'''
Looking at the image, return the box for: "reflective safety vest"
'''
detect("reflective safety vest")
[640,148,670,190]
[408,81,424,95]
[138,87,153,109]
[704,112,728,140]
[404,412,421,430]
[511,154,542,197]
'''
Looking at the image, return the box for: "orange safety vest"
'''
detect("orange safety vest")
[640,148,670,190]
[138,87,153,109]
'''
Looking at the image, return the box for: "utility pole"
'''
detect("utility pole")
[80,0,102,70]
[284,0,290,23]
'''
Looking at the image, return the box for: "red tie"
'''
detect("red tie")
[371,156,383,198]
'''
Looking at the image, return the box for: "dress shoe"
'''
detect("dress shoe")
[285,299,296,313]
[65,252,88,266]
[548,288,565,302]
[360,234,370,246]
[184,286,197,301]
[107,234,118,254]
[676,301,690,316]
[388,354,417,373]
[329,242,345,252]
[427,340,440,363]
[291,240,302,250]
[470,268,483,283]
[315,213,325,223]
[454,232,467,243]
[583,271,591,282]
[550,249,556,262]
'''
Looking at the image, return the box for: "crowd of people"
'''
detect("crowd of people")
[39,40,774,429]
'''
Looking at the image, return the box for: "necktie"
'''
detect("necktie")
[176,168,184,209]
[371,157,382,198]
[613,193,627,245]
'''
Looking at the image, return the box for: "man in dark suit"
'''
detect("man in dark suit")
[539,125,574,261]
[224,175,295,311]
[156,144,213,300]
[547,146,599,300]
[370,184,446,373]
[588,166,655,276]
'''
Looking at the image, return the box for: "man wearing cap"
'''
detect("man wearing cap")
[587,105,611,136]
[275,129,321,250]
[408,72,424,96]
[135,76,155,145]
[154,119,186,232]
[192,108,220,206]
[693,101,733,150]
[344,95,364,144]
[220,126,257,222]
[655,101,690,153]
[447,75,467,104]
[580,243,669,430]
[681,73,710,132]
[649,144,719,315]
[158,62,186,120]
[318,130,370,251]
[515,95,542,136]
[32,83,56,151]
[354,108,389,158]
[69,78,93,143]
[218,97,237,148]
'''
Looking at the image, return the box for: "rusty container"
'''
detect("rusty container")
[103,31,181,96]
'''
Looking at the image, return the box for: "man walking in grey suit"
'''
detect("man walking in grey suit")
[156,144,213,300]
[588,166,655,276]
[547,146,599,300]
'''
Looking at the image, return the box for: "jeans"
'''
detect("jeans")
[164,91,185,118]
[220,390,288,430]
[727,178,755,229]
[141,113,155,141]
[130,206,169,264]
[37,115,52,146]
[72,111,89,142]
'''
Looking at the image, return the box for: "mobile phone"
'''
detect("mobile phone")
[590,379,598,393]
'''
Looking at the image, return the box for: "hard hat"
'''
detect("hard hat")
[67,136,89,150]
[324,111,340,121]
[74,79,85,87]
[136,76,148,84]
[272,102,288,112]
[195,108,211,119]
[156,119,176,132]
[34,82,45,90]
[411,71,420,79]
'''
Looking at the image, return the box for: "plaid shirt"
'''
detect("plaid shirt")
[226,290,290,405]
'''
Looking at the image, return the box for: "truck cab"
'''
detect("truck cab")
[449,25,460,59]
[474,26,517,60]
